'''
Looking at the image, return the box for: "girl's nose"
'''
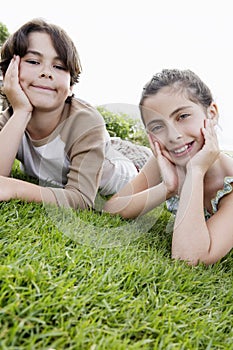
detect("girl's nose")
[168,124,182,142]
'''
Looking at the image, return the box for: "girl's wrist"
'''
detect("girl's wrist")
[162,181,177,199]
[185,165,206,182]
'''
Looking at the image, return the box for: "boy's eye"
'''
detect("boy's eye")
[26,59,39,65]
[54,64,67,71]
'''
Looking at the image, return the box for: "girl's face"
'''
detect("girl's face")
[19,31,72,111]
[142,86,217,167]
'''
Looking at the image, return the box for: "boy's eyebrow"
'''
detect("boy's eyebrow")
[25,50,61,60]
[25,49,43,56]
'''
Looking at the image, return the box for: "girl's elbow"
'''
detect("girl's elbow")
[103,201,137,219]
[172,250,220,266]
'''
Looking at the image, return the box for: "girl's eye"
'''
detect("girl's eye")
[178,113,190,120]
[149,124,164,134]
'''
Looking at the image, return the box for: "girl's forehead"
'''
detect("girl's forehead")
[143,88,191,111]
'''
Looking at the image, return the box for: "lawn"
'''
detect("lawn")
[0,112,232,349]
[0,195,232,349]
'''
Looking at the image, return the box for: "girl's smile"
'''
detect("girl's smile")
[142,87,218,166]
[169,141,195,157]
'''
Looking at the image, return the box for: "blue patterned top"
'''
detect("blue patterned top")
[166,177,233,220]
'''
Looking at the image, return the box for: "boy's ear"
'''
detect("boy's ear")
[207,102,219,124]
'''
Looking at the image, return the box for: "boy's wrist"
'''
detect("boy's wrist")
[12,111,32,123]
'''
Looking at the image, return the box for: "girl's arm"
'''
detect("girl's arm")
[172,169,233,265]
[104,144,179,218]
[0,56,32,176]
[172,120,233,265]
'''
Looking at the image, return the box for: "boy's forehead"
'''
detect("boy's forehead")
[26,32,59,56]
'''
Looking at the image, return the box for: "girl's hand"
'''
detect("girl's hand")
[187,119,220,174]
[152,141,180,197]
[3,55,33,113]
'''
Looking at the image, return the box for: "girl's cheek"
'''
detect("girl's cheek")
[149,133,165,148]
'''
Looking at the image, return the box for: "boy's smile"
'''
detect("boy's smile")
[19,32,72,112]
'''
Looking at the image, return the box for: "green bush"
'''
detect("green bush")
[97,107,149,147]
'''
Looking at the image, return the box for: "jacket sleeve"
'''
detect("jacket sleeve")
[48,107,106,210]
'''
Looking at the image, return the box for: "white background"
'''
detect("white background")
[1,0,233,149]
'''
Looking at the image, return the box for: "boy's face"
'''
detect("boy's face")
[19,31,72,111]
[142,87,215,167]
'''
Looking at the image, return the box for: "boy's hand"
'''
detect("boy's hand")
[3,55,33,114]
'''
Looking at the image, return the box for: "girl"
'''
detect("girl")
[104,69,233,266]
[0,19,150,210]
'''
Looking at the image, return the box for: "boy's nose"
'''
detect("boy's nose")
[40,72,52,79]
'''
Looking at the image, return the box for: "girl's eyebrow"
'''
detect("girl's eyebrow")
[146,105,193,129]
[169,105,192,118]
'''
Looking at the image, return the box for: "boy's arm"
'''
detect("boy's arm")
[0,175,57,204]
[0,56,32,176]
[0,111,31,176]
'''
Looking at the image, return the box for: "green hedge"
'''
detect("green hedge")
[97,107,149,147]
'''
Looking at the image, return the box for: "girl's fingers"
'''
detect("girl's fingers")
[202,119,216,141]
[154,141,161,157]
[154,142,161,155]
[148,134,160,157]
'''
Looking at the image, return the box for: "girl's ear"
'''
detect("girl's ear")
[207,102,219,125]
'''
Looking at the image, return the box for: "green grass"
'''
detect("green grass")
[0,163,232,349]
[0,200,232,349]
